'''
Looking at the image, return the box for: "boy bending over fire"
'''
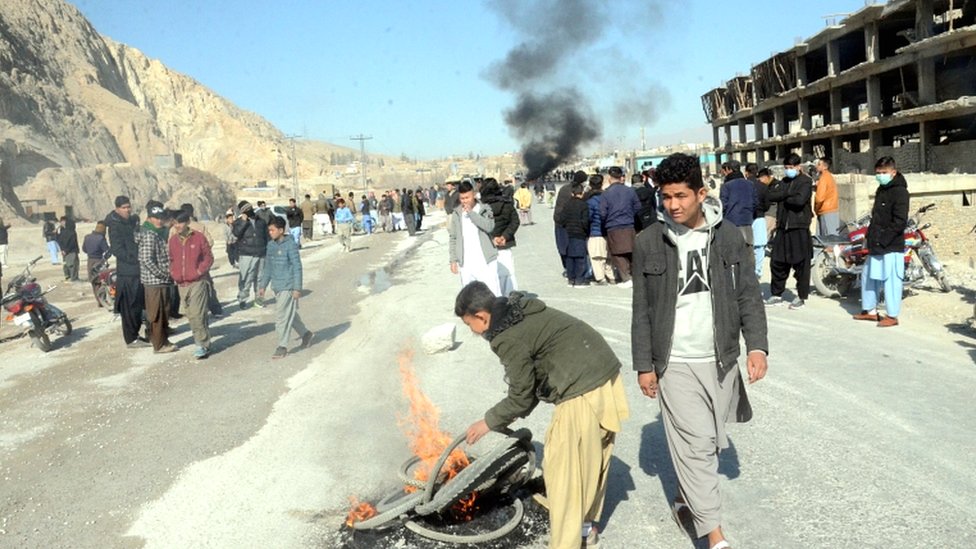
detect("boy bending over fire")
[456,281,629,549]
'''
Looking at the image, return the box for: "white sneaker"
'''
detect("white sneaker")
[618,280,633,289]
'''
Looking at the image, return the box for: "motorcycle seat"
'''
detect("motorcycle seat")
[818,234,850,245]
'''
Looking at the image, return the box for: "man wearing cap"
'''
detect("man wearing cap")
[136,201,176,353]
[169,211,214,359]
[600,166,641,288]
[232,200,269,309]
[105,196,148,347]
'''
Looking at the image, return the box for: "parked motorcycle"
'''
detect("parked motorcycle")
[813,203,952,298]
[1,256,72,351]
[90,256,117,310]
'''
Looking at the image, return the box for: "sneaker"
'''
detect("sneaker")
[878,316,899,327]
[193,346,209,359]
[127,339,150,349]
[788,298,805,310]
[764,296,784,306]
[272,346,288,359]
[618,279,633,289]
[154,343,177,354]
[239,301,251,310]
[253,297,265,309]
[301,331,314,349]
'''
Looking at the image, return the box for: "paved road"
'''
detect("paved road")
[2,201,974,549]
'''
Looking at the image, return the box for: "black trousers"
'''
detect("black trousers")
[115,274,145,344]
[770,258,811,300]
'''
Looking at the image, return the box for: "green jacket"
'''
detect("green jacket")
[483,293,621,431]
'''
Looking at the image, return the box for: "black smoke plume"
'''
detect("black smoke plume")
[505,89,600,180]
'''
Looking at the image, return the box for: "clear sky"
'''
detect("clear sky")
[74,0,879,159]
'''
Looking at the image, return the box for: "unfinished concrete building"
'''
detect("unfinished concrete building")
[702,0,976,174]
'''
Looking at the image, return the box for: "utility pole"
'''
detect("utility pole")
[350,134,372,194]
[284,134,300,200]
[416,167,431,187]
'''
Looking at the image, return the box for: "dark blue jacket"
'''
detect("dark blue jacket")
[586,191,604,237]
[719,176,757,227]
[599,184,640,232]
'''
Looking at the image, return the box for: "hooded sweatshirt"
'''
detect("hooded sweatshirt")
[663,196,723,363]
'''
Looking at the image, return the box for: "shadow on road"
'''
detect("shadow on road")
[53,326,92,350]
[600,455,635,534]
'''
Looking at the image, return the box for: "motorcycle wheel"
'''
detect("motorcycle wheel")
[29,310,52,352]
[60,315,72,336]
[812,253,851,298]
[95,285,113,309]
[935,271,952,293]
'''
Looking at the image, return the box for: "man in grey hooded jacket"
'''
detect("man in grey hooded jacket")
[631,153,768,549]
[449,180,501,296]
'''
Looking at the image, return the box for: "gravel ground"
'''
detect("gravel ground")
[1,199,974,548]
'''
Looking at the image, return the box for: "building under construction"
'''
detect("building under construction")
[702,0,976,174]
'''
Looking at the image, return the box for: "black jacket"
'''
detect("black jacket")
[866,173,910,255]
[56,219,79,254]
[557,197,590,239]
[552,184,574,225]
[631,214,768,384]
[285,206,303,227]
[634,184,658,231]
[232,215,269,257]
[767,173,813,231]
[484,193,519,249]
[104,211,141,277]
[750,177,769,218]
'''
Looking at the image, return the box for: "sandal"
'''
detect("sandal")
[709,541,731,549]
[670,498,690,527]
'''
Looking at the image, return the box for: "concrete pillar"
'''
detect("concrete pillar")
[776,145,787,161]
[830,136,843,160]
[724,125,733,149]
[713,126,721,174]
[867,75,882,118]
[919,120,938,172]
[801,141,814,159]
[864,22,879,62]
[869,129,883,152]
[799,98,812,131]
[740,150,749,164]
[774,107,786,136]
[829,88,843,125]
[827,40,840,77]
[738,119,748,143]
[796,55,808,88]
[754,114,765,141]
[916,0,934,41]
[918,58,937,105]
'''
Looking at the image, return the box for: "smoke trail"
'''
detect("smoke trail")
[505,88,600,180]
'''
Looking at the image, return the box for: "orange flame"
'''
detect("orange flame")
[345,346,478,526]
[345,496,377,527]
[396,348,470,486]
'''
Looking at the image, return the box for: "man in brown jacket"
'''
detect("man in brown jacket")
[300,194,316,241]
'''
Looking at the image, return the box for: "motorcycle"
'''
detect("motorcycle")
[90,255,117,310]
[813,203,952,298]
[1,256,72,352]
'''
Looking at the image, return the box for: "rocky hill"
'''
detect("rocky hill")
[0,0,352,222]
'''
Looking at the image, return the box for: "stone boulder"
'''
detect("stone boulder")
[421,323,457,355]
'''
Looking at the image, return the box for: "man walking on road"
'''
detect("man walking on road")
[718,160,757,250]
[169,211,214,359]
[57,215,80,281]
[853,156,910,328]
[285,198,304,246]
[554,170,586,277]
[600,166,641,288]
[632,152,768,549]
[513,182,534,226]
[233,201,269,309]
[136,201,176,354]
[259,216,313,359]
[105,196,148,347]
[300,194,315,241]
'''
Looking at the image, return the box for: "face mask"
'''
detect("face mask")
[875,173,893,186]
[784,168,798,179]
